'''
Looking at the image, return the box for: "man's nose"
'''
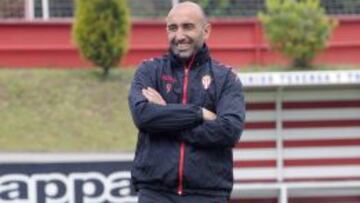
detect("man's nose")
[174,29,186,41]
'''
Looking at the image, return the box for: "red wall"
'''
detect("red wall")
[0,17,360,68]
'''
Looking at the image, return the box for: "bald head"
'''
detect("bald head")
[165,1,211,60]
[167,1,207,25]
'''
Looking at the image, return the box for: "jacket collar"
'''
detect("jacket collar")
[168,44,210,69]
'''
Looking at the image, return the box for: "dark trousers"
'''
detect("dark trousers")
[138,189,228,203]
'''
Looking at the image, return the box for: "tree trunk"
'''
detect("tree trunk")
[102,66,110,79]
[292,57,312,69]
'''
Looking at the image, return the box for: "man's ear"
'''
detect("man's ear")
[204,23,211,40]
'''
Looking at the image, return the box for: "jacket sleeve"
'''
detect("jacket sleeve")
[128,62,203,133]
[180,70,246,148]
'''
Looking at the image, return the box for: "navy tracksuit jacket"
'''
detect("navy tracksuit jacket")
[128,45,246,198]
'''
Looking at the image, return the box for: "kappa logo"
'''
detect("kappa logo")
[202,75,212,90]
[0,171,137,203]
[161,75,177,83]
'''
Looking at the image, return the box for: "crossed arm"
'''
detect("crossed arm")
[129,65,245,147]
[142,87,217,121]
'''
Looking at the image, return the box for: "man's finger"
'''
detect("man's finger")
[143,89,157,101]
[142,89,152,101]
[142,88,167,106]
[146,88,164,100]
[142,89,166,105]
[146,87,159,97]
[143,89,158,100]
[147,88,166,101]
[144,88,156,97]
[147,87,161,95]
[202,108,217,121]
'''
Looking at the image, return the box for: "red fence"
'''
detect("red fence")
[0,17,360,68]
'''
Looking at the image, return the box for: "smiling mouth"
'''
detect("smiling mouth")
[176,43,191,51]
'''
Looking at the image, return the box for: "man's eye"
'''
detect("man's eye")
[167,25,177,32]
[183,24,194,31]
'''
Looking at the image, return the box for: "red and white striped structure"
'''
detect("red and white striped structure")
[231,70,360,203]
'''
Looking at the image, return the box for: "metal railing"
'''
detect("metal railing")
[1,0,360,21]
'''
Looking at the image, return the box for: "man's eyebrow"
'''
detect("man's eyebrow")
[178,22,196,26]
[167,22,195,27]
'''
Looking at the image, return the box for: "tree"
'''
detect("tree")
[73,0,130,77]
[259,0,337,68]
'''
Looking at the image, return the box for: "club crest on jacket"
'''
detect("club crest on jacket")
[202,75,211,90]
[166,83,172,93]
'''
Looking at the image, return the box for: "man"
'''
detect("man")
[128,1,245,202]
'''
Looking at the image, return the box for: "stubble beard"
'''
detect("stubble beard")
[171,42,202,61]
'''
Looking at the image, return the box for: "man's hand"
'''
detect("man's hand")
[202,108,216,121]
[142,87,167,106]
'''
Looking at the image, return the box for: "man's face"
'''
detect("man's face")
[166,8,210,60]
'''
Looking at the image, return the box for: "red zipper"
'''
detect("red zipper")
[177,55,195,195]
